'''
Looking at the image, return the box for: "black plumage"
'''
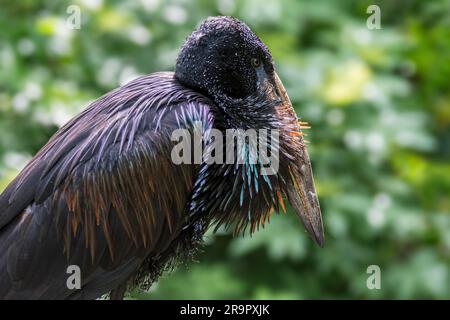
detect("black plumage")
[0,16,323,299]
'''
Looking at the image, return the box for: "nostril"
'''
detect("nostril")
[272,86,282,103]
[274,86,281,99]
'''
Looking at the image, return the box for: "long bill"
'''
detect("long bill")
[271,72,325,247]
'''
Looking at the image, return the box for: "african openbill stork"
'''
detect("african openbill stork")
[0,16,323,299]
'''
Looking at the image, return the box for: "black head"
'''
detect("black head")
[175,16,275,102]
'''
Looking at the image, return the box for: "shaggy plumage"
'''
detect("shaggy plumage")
[0,16,323,300]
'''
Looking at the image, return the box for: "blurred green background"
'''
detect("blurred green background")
[1,0,450,299]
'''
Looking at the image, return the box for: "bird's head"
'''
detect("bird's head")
[175,16,324,247]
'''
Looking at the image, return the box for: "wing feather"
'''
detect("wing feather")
[0,72,215,299]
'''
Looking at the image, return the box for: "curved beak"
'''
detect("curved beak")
[268,72,325,247]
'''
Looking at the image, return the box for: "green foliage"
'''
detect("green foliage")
[1,0,449,299]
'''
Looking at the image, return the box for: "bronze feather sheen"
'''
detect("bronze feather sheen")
[0,16,323,300]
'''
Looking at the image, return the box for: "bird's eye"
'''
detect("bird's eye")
[251,57,261,68]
